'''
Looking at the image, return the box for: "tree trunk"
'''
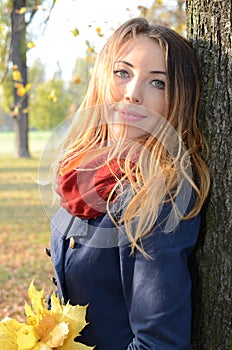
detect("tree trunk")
[186,0,232,349]
[11,0,30,158]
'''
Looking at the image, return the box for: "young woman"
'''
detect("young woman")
[49,17,210,349]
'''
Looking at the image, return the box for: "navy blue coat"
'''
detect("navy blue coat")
[50,199,200,350]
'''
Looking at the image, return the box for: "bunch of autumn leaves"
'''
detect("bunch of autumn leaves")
[0,281,93,350]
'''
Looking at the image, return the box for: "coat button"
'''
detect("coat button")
[51,276,57,286]
[44,247,51,257]
[70,237,75,249]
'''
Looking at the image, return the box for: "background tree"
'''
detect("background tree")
[11,0,30,157]
[29,74,72,130]
[139,0,186,35]
[28,57,46,86]
[0,0,55,157]
[186,1,232,349]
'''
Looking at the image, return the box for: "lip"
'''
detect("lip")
[117,108,146,121]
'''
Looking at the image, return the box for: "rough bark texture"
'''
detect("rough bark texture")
[11,0,30,158]
[186,0,232,349]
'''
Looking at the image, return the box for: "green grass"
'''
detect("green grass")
[0,130,52,155]
[0,131,56,321]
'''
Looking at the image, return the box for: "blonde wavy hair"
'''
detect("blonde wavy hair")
[52,17,210,254]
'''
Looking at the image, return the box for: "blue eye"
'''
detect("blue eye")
[113,69,130,78]
[151,79,165,90]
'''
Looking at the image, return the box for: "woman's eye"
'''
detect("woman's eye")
[113,69,130,78]
[151,79,165,90]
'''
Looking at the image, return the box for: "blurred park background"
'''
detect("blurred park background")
[0,0,186,321]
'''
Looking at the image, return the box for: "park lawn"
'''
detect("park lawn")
[0,131,56,321]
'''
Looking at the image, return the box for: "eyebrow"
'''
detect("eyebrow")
[115,60,167,75]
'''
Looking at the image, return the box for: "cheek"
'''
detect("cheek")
[148,93,166,116]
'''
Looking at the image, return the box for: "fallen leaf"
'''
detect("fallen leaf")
[71,28,80,37]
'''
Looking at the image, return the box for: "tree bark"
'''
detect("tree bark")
[186,0,232,349]
[11,0,30,158]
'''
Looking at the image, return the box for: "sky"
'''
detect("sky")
[27,0,155,81]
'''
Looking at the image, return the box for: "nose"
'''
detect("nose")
[124,79,143,104]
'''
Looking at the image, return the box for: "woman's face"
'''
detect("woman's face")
[108,35,167,140]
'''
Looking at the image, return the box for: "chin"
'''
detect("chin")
[109,125,149,141]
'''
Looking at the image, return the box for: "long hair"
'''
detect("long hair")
[52,17,210,254]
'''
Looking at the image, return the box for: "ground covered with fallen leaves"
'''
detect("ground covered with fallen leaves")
[0,132,55,322]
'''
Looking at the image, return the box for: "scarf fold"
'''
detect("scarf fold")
[56,152,125,219]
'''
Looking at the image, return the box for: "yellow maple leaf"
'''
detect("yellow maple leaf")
[34,283,93,349]
[71,28,80,37]
[11,105,19,117]
[36,5,46,11]
[0,281,94,349]
[25,83,31,91]
[16,7,27,14]
[17,324,40,350]
[27,41,36,49]
[95,27,104,37]
[12,70,22,82]
[73,77,82,84]
[29,281,93,349]
[16,83,31,97]
[0,318,21,349]
[48,90,58,103]
[28,281,47,317]
[87,47,95,54]
[16,86,25,97]
[16,87,26,96]
[42,321,69,347]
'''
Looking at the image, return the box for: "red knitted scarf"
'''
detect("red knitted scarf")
[56,152,126,218]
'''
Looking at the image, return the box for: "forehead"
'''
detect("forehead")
[115,35,166,70]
